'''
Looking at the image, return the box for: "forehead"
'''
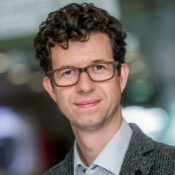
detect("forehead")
[51,33,114,68]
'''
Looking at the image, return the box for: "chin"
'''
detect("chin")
[74,119,105,131]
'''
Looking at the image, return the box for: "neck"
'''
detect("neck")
[72,109,123,166]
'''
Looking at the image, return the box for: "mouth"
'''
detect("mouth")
[75,100,101,108]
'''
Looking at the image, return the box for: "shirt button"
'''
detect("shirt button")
[135,169,142,175]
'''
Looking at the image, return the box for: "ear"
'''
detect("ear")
[43,76,57,102]
[119,63,129,93]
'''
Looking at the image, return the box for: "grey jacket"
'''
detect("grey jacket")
[44,124,175,175]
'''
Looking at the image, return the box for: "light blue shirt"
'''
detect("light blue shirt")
[74,119,132,175]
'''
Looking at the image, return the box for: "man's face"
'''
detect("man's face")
[43,33,129,131]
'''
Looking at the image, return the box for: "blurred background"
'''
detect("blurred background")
[0,0,175,174]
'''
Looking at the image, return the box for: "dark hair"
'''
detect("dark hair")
[34,3,127,74]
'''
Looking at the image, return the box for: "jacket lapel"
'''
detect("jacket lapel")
[60,147,74,175]
[120,123,155,175]
[62,124,155,175]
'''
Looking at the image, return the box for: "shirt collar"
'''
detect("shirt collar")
[74,140,86,173]
[74,119,132,175]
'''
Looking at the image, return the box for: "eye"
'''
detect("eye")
[93,64,106,71]
[94,65,104,70]
[61,69,76,77]
[57,68,76,78]
[63,69,74,75]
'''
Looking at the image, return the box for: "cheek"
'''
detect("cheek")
[54,88,73,110]
[100,77,121,98]
[105,79,122,110]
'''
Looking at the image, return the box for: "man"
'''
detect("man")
[34,3,175,175]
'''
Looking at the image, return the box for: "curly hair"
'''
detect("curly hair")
[34,3,127,74]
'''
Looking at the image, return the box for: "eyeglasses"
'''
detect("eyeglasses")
[47,61,119,87]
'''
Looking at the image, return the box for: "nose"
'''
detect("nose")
[75,71,95,94]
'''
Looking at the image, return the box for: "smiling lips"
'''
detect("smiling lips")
[75,100,101,108]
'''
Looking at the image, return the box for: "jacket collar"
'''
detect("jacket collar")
[62,123,155,175]
[120,123,155,175]
[59,147,74,175]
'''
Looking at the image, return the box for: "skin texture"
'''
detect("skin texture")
[43,33,129,166]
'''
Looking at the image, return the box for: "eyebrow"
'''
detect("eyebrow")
[91,59,107,63]
[58,59,107,69]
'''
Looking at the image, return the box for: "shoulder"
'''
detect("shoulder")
[128,123,175,172]
[43,160,67,175]
[43,148,74,175]
[153,140,175,164]
[130,123,175,156]
[148,137,175,174]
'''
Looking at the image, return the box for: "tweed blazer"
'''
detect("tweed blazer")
[44,124,175,175]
